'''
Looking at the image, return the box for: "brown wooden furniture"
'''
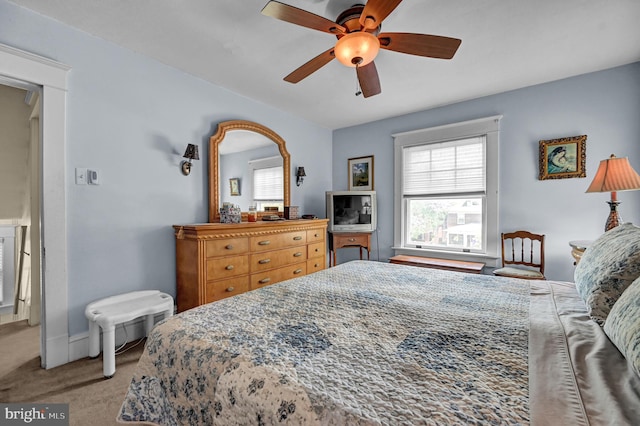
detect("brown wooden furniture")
[389,255,484,274]
[174,219,328,312]
[329,232,371,267]
[494,230,546,280]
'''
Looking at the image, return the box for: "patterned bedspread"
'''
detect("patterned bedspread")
[119,260,530,425]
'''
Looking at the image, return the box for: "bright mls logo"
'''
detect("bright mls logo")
[1,404,68,425]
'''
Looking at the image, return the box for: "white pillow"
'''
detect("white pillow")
[604,276,640,377]
[574,223,640,325]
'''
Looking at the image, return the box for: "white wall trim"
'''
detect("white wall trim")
[0,43,70,369]
[0,44,70,90]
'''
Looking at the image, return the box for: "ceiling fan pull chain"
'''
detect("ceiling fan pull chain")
[355,64,362,96]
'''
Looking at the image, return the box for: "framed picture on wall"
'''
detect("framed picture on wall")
[538,135,587,180]
[348,155,374,191]
[229,178,240,196]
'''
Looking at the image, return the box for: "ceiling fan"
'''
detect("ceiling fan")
[261,0,461,98]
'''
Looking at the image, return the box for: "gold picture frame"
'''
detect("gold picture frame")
[348,155,374,191]
[538,135,587,180]
[229,178,240,196]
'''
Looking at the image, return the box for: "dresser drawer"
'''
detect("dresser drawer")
[206,238,248,257]
[307,257,325,273]
[333,233,369,248]
[250,246,307,273]
[306,228,325,243]
[250,263,307,290]
[206,276,250,303]
[250,231,307,252]
[206,255,249,279]
[308,241,325,259]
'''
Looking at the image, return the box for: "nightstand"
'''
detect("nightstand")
[329,232,371,267]
[569,240,592,266]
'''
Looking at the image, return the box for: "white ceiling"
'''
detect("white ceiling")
[9,0,640,130]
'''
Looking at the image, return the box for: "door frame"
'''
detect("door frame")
[0,43,70,368]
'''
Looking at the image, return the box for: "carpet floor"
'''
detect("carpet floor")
[0,320,145,426]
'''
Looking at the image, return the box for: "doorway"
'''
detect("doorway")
[0,82,40,328]
[0,43,70,369]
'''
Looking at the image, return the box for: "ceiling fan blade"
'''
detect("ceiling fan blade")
[359,0,403,30]
[378,32,461,59]
[284,48,336,83]
[356,62,381,98]
[262,1,346,35]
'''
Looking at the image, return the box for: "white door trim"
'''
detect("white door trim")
[0,43,70,368]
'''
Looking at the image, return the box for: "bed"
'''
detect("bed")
[118,225,640,425]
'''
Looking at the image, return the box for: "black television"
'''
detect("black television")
[326,191,377,233]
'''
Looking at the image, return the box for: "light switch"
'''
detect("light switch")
[75,168,87,185]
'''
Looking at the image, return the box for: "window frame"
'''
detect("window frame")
[393,116,502,264]
[249,156,284,210]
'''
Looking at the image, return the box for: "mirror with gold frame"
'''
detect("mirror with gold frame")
[209,120,290,222]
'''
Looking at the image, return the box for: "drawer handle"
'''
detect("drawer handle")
[293,252,302,257]
[314,263,319,267]
[258,259,271,264]
[226,286,235,292]
[314,233,319,237]
[293,236,303,241]
[293,269,303,274]
[259,278,271,284]
[225,244,233,250]
[314,248,319,252]
[258,240,271,246]
[225,265,234,270]
[348,238,356,242]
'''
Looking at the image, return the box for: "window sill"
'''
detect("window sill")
[392,246,500,267]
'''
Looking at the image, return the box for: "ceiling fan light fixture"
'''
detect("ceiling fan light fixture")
[334,31,380,67]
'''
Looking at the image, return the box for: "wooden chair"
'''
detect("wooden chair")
[493,231,546,280]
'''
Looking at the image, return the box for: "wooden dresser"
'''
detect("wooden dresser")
[173,219,328,312]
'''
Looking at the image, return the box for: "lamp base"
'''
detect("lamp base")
[181,161,192,176]
[604,200,622,232]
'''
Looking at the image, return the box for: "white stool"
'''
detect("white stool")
[85,290,174,378]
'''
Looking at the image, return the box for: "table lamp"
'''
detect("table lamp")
[585,154,640,231]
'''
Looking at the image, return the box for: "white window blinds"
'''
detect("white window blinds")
[402,136,486,196]
[253,166,283,200]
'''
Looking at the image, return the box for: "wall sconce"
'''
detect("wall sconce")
[586,154,640,231]
[181,144,199,176]
[296,167,306,186]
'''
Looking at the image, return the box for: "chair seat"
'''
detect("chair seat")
[494,266,545,280]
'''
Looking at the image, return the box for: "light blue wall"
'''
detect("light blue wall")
[0,0,332,336]
[333,62,640,282]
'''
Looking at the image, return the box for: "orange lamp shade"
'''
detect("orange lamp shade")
[586,154,640,195]
[586,154,640,231]
[334,32,380,67]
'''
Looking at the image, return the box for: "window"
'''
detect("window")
[250,156,283,211]
[393,116,501,261]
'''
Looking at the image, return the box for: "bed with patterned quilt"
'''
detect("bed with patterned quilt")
[118,225,640,425]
